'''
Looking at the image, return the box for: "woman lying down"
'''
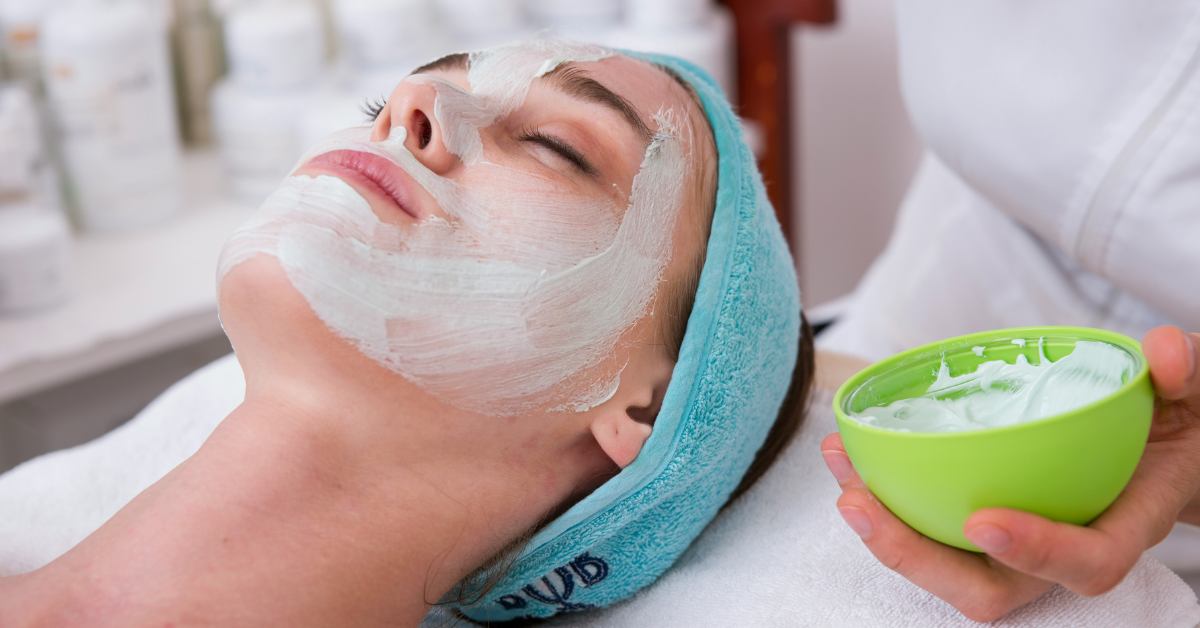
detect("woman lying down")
[0,41,814,625]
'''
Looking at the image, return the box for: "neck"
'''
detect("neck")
[4,370,603,628]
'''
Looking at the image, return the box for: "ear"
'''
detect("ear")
[590,410,653,469]
[589,347,675,468]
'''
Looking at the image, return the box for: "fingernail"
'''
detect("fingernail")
[839,507,873,539]
[966,524,1012,554]
[822,450,854,484]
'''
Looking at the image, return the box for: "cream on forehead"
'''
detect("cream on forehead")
[218,42,690,416]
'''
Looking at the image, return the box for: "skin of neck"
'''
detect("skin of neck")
[0,256,637,627]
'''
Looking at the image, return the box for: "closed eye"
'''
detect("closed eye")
[517,126,600,178]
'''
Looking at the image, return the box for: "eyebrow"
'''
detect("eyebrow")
[408,55,655,146]
[541,65,654,145]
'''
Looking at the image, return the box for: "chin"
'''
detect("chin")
[217,252,410,395]
[217,255,316,362]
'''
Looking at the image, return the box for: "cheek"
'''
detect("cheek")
[220,95,689,418]
[452,165,623,267]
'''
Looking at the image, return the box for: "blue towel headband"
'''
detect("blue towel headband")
[448,52,801,622]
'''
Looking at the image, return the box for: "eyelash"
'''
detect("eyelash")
[360,100,596,178]
[517,125,598,177]
[361,96,387,122]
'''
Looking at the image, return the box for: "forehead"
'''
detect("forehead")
[422,45,697,137]
[564,54,696,128]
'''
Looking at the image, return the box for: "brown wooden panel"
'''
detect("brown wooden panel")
[719,0,836,251]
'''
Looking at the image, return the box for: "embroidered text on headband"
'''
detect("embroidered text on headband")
[447,51,802,622]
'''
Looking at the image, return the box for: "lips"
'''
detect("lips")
[305,150,422,219]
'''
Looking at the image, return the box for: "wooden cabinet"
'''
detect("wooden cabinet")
[720,0,837,249]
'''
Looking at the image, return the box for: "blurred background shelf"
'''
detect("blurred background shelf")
[0,150,252,405]
[0,149,250,470]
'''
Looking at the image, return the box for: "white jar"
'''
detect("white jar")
[40,0,182,234]
[224,0,325,90]
[0,204,71,315]
[211,78,314,204]
[333,0,435,72]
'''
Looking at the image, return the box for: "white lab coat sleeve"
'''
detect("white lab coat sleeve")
[1099,98,1200,331]
[892,0,1200,330]
[817,153,1176,363]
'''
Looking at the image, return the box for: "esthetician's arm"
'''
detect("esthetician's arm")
[821,326,1200,623]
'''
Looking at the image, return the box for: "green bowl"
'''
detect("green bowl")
[832,326,1153,551]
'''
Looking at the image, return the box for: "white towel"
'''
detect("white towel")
[3,358,1198,627]
[534,389,1200,628]
[0,354,245,576]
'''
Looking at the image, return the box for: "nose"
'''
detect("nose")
[370,79,456,175]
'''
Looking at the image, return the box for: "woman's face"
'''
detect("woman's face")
[218,41,704,418]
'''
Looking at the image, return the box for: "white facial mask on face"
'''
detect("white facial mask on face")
[218,41,691,416]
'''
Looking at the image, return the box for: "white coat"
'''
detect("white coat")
[821,0,1200,362]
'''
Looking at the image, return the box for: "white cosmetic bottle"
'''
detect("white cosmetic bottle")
[0,204,71,315]
[606,0,734,97]
[212,0,324,204]
[40,0,183,234]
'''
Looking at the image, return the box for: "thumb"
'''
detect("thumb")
[1143,326,1200,401]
